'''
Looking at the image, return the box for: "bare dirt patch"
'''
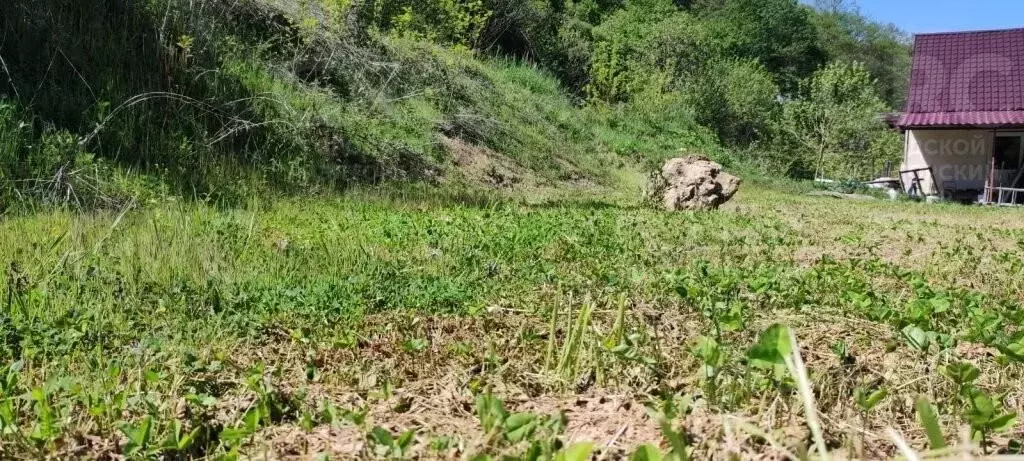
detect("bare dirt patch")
[443,136,533,190]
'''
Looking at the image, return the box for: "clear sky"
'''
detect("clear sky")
[801,0,1024,35]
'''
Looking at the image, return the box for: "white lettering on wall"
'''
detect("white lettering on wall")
[921,135,987,157]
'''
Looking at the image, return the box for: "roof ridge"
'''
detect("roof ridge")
[914,26,1024,38]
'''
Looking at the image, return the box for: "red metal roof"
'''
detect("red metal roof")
[900,28,1024,128]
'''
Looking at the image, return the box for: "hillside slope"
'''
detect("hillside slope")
[0,0,724,210]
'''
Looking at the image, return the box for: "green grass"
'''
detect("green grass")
[2,183,1024,458]
[1,2,1021,458]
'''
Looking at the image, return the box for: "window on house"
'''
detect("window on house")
[995,136,1023,170]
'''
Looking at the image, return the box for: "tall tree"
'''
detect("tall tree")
[777,62,892,180]
[810,0,911,108]
[699,0,827,94]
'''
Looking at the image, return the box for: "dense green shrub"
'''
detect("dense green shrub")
[0,102,84,206]
[0,0,314,203]
[0,99,160,210]
[684,59,780,146]
[0,100,27,208]
[480,1,590,93]
[586,0,693,103]
[699,0,827,94]
[772,62,896,180]
[584,2,784,148]
[0,0,468,206]
[353,0,492,47]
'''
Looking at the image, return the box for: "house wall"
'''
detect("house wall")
[901,129,993,195]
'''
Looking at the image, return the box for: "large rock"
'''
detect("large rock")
[647,155,741,211]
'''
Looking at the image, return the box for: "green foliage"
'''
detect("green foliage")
[120,416,153,456]
[477,1,598,91]
[963,388,1018,445]
[811,0,912,107]
[2,0,649,209]
[659,420,692,461]
[555,301,595,381]
[774,61,895,180]
[684,59,780,146]
[915,397,947,451]
[901,325,935,352]
[1,0,917,207]
[3,181,1024,456]
[631,444,664,461]
[583,0,766,152]
[941,362,981,388]
[936,361,1019,449]
[677,262,747,337]
[586,1,687,103]
[472,392,572,459]
[476,393,509,434]
[356,0,493,47]
[554,443,593,461]
[0,0,357,203]
[367,426,417,458]
[0,101,27,207]
[747,324,793,379]
[853,387,887,413]
[700,0,826,94]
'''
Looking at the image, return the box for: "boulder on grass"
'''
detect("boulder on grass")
[647,155,741,211]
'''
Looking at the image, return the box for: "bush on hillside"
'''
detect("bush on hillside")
[772,61,895,180]
[699,0,827,94]
[353,0,492,47]
[0,0,331,204]
[587,1,699,103]
[684,59,780,147]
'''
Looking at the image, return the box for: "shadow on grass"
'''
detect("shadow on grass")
[526,199,638,211]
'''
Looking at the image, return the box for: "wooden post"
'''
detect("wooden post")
[987,130,998,205]
[988,150,997,204]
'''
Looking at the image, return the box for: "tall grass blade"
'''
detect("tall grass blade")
[544,301,559,370]
[783,327,830,461]
[914,397,947,451]
[557,300,593,380]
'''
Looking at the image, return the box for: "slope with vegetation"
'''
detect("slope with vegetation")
[6,1,1020,460]
[0,0,909,210]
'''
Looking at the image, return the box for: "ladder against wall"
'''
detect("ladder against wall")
[899,167,934,199]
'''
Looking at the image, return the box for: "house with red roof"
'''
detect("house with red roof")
[897,27,1024,204]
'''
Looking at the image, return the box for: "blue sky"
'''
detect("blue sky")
[800,0,1024,35]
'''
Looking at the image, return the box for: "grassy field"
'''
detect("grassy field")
[1,179,1023,459]
[0,1,982,459]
